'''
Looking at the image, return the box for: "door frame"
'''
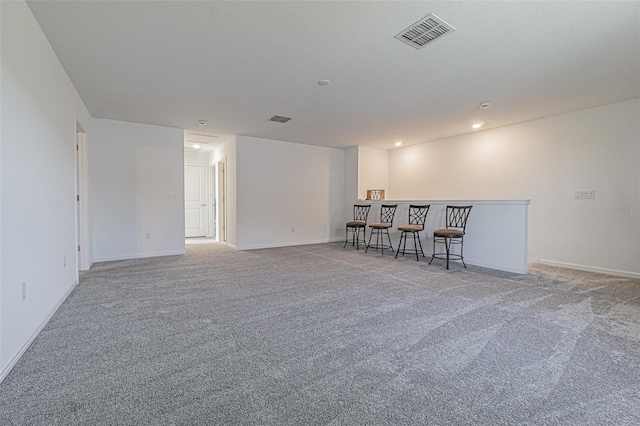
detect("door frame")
[76,122,92,271]
[184,162,209,238]
[208,163,217,239]
[216,158,227,243]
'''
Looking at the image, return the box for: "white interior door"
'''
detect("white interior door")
[185,164,207,237]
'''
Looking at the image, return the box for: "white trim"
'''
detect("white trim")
[225,242,237,250]
[363,199,531,206]
[184,162,209,238]
[217,158,227,243]
[207,163,216,239]
[0,280,79,383]
[535,259,640,280]
[238,238,343,251]
[93,250,186,263]
[464,260,528,274]
[76,127,92,272]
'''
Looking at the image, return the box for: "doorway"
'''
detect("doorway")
[184,164,208,237]
[217,159,227,243]
[209,163,217,240]
[76,123,91,271]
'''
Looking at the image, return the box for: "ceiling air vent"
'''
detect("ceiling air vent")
[269,115,292,123]
[395,13,456,50]
[185,133,218,144]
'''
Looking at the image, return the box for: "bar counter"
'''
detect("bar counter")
[361,199,530,273]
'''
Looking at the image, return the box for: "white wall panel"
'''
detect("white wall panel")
[211,137,237,247]
[235,136,344,249]
[91,119,185,261]
[357,146,389,200]
[0,0,91,377]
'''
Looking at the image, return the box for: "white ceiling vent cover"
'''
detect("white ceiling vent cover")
[395,13,456,49]
[269,115,292,123]
[185,133,218,144]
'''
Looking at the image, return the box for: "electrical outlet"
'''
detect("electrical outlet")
[574,190,595,199]
[22,282,27,301]
[145,232,151,240]
[169,192,177,199]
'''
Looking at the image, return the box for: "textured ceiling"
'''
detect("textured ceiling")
[26,1,640,150]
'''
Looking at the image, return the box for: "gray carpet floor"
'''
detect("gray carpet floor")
[1,242,640,425]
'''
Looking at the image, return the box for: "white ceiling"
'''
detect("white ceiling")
[27,1,640,150]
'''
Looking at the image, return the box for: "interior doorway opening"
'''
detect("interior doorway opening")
[209,163,217,240]
[76,122,92,271]
[216,159,227,243]
[184,163,208,238]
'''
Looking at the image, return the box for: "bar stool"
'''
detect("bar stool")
[395,205,430,261]
[366,204,398,255]
[344,204,371,250]
[430,205,473,269]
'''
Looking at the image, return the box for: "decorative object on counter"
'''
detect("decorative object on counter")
[344,204,371,250]
[430,205,473,269]
[395,205,431,261]
[366,204,398,255]
[366,189,385,200]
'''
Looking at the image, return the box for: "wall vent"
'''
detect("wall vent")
[395,13,456,49]
[269,115,292,123]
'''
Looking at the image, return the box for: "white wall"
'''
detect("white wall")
[184,151,210,165]
[389,99,640,276]
[211,137,237,247]
[343,147,359,223]
[0,1,92,378]
[358,146,389,200]
[235,136,344,249]
[91,119,185,261]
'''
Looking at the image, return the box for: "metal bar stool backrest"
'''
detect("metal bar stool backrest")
[380,204,398,224]
[365,204,398,254]
[395,204,431,261]
[353,204,371,222]
[344,204,371,250]
[446,205,473,232]
[408,205,431,228]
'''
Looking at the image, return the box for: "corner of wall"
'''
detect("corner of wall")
[357,146,390,200]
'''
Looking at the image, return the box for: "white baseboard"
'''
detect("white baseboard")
[0,279,78,384]
[238,238,342,251]
[406,251,529,275]
[80,259,94,272]
[534,259,640,280]
[465,260,528,274]
[93,249,186,263]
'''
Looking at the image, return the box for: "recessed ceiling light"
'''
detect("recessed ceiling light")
[193,144,201,149]
[472,123,483,129]
[395,141,403,146]
[198,120,207,126]
[318,79,331,86]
